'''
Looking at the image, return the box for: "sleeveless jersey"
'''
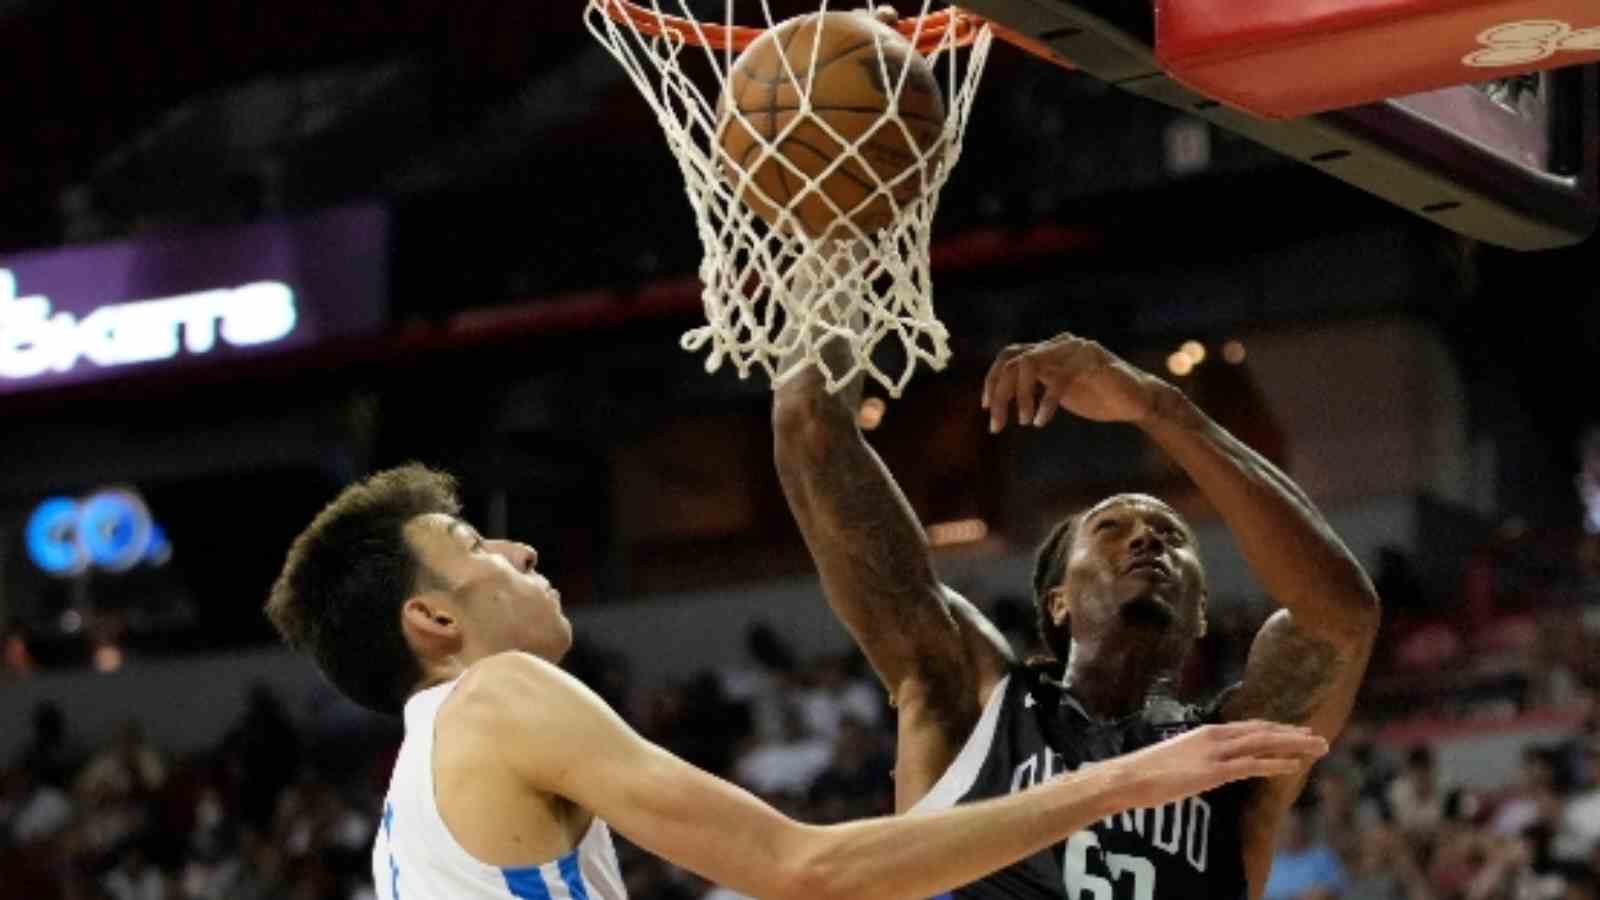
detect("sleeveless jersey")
[374,678,628,900]
[910,664,1251,900]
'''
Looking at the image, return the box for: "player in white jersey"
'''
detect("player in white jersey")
[265,465,1328,900]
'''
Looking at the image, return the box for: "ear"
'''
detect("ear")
[401,594,462,654]
[1048,586,1073,627]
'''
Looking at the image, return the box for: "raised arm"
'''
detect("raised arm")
[772,361,1011,786]
[984,333,1380,894]
[462,652,1327,900]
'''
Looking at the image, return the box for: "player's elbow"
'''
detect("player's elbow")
[776,831,862,900]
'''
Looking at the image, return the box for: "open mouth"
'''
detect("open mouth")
[1123,558,1172,580]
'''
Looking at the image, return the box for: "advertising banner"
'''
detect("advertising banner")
[0,204,387,395]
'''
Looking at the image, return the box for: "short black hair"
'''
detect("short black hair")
[265,464,461,715]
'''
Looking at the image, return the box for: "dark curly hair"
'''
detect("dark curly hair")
[265,464,461,715]
[1030,512,1085,663]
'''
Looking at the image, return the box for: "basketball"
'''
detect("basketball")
[717,11,947,239]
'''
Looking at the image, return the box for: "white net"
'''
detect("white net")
[585,1,993,397]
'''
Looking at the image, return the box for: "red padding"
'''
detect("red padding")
[1156,0,1600,119]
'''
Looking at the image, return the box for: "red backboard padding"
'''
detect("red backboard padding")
[1156,0,1600,119]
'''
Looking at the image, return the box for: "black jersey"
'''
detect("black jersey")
[915,663,1252,900]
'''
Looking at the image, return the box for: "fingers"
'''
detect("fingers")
[1013,356,1039,427]
[1221,756,1310,782]
[985,348,1027,433]
[1034,381,1063,427]
[981,345,1023,412]
[1217,728,1329,763]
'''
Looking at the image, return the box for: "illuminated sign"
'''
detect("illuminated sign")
[0,204,387,395]
[0,270,297,379]
[25,489,172,577]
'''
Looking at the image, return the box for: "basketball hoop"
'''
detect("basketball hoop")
[585,1,996,397]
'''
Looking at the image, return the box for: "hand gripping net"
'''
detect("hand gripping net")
[585,1,994,397]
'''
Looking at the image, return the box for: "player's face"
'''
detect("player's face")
[1058,495,1206,648]
[404,513,572,662]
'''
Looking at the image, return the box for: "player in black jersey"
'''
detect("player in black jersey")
[773,332,1380,900]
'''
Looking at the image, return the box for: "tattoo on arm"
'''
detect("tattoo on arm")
[814,424,957,638]
[1230,615,1347,725]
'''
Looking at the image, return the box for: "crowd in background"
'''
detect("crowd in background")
[4,578,1600,900]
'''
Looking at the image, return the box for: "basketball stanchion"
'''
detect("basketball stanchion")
[585,1,994,397]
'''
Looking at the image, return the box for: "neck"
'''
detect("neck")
[1062,637,1180,720]
[416,654,472,693]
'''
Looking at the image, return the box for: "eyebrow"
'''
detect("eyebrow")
[1089,504,1189,536]
[447,519,479,545]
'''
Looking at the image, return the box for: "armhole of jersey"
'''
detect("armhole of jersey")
[908,675,1011,815]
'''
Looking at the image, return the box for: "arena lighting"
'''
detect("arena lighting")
[1180,340,1207,365]
[858,396,887,430]
[928,518,989,547]
[1222,340,1247,365]
[0,268,298,380]
[1166,352,1194,377]
[92,643,124,673]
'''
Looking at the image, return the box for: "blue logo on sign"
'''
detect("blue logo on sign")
[24,489,171,576]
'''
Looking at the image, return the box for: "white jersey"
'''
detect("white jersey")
[374,677,628,900]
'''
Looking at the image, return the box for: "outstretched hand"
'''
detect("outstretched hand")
[981,333,1168,433]
[1101,720,1328,811]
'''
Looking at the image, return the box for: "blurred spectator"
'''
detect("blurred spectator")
[1565,868,1600,900]
[809,717,894,823]
[19,701,75,787]
[1390,745,1448,838]
[224,826,289,900]
[77,720,168,801]
[1555,741,1600,864]
[1492,746,1564,837]
[3,763,72,845]
[795,654,883,743]
[719,622,799,743]
[1344,825,1434,900]
[102,844,166,900]
[1263,806,1349,900]
[1579,426,1600,537]
[222,684,303,830]
[734,702,832,798]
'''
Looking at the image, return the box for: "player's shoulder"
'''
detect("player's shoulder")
[446,651,584,733]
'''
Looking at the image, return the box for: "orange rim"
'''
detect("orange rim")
[592,0,989,54]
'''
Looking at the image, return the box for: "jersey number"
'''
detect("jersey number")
[1063,832,1155,900]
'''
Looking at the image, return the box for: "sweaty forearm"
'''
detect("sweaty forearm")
[1138,385,1379,639]
[784,765,1122,900]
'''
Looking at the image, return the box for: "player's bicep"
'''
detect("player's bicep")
[1223,610,1373,895]
[1221,609,1370,737]
[490,658,805,896]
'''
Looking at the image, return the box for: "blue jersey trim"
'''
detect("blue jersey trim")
[558,852,590,900]
[503,864,553,900]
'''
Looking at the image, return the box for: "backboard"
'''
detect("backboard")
[958,0,1599,250]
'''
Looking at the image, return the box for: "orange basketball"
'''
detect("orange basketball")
[718,11,946,239]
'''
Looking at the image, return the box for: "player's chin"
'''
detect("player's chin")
[538,615,575,661]
[1117,594,1177,629]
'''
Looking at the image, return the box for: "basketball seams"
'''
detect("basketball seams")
[748,105,945,128]
[718,11,944,238]
[779,133,877,194]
